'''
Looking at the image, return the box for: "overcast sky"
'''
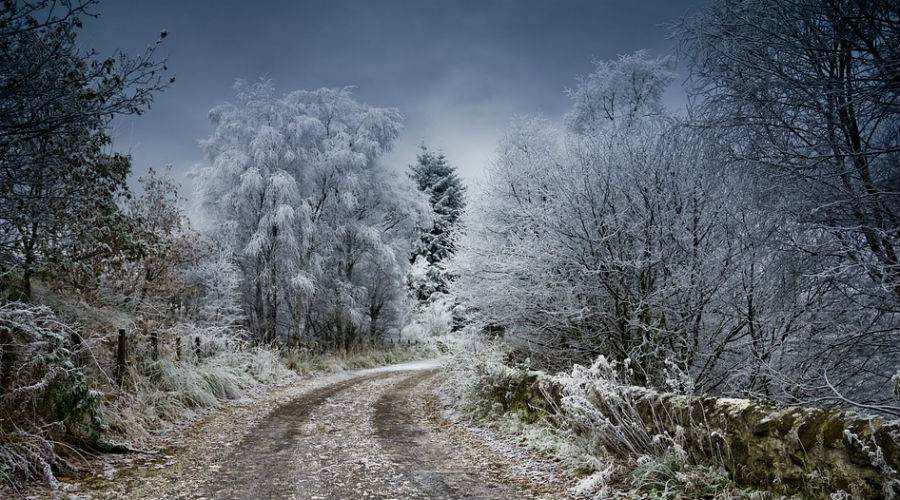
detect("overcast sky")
[82,0,702,188]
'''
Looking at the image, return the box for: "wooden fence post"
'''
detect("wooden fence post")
[115,328,127,386]
[150,327,159,361]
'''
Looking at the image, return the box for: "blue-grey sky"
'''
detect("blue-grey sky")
[83,0,701,186]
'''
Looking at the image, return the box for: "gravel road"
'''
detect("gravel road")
[51,360,566,499]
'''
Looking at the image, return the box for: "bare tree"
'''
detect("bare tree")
[0,0,171,299]
[679,0,900,308]
[454,47,900,407]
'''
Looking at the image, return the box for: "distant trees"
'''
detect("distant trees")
[196,81,427,346]
[109,168,210,317]
[0,0,170,300]
[407,146,466,303]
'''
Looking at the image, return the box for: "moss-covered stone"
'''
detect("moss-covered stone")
[477,362,900,499]
[751,408,797,436]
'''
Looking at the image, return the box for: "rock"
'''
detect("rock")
[479,362,900,498]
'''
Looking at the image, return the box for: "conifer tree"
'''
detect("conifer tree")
[408,146,466,302]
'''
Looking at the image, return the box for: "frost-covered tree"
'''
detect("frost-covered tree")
[407,146,466,330]
[196,80,426,346]
[181,248,243,327]
[566,50,675,134]
[454,49,900,407]
[409,147,466,264]
[456,116,740,386]
[675,0,900,406]
[101,168,210,318]
[679,0,900,309]
[455,53,724,379]
[0,1,170,300]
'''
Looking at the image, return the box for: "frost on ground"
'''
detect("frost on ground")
[437,340,779,499]
[361,357,444,374]
[17,359,567,499]
[24,369,365,499]
[435,389,576,494]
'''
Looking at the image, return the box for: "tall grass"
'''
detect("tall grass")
[100,327,294,443]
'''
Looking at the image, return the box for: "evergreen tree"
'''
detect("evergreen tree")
[408,146,466,302]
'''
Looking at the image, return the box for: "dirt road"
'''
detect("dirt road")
[60,360,566,499]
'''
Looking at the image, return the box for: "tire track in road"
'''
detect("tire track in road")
[63,360,558,499]
[373,370,534,499]
[199,371,394,500]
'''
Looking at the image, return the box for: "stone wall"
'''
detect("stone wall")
[483,365,900,498]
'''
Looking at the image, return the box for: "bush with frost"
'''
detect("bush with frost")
[0,302,298,485]
[0,303,102,485]
[556,356,686,458]
[400,292,455,341]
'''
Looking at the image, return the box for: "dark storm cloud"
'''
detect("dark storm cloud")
[82,0,702,185]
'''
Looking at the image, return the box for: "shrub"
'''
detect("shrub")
[0,303,101,485]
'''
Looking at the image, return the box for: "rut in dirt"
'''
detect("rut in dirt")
[199,372,392,499]
[193,365,542,500]
[373,370,529,499]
